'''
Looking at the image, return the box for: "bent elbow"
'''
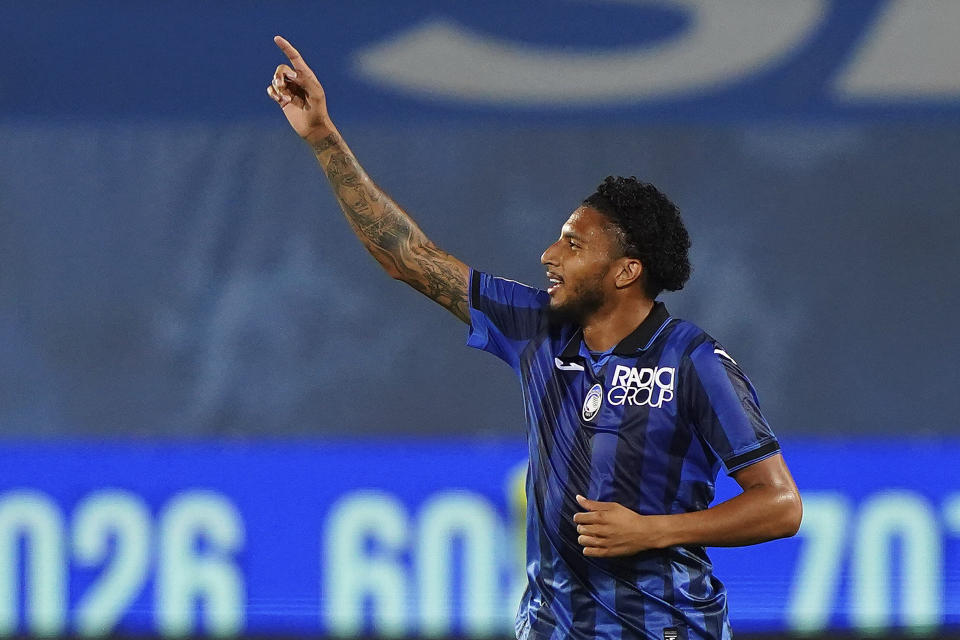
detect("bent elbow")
[779,489,803,538]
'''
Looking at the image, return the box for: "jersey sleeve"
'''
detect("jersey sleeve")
[466,269,550,372]
[683,340,780,475]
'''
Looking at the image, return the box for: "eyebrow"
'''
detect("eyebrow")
[561,228,585,242]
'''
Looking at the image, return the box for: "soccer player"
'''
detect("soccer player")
[267,36,802,640]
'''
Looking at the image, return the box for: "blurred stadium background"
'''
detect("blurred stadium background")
[1,1,959,638]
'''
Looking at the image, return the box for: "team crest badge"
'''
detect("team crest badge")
[582,383,603,422]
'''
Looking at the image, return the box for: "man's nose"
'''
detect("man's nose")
[541,241,558,266]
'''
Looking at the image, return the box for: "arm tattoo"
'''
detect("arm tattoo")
[313,136,469,322]
[311,132,341,153]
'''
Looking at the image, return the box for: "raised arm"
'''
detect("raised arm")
[266,36,470,322]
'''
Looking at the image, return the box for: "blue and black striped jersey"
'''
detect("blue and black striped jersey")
[466,270,780,640]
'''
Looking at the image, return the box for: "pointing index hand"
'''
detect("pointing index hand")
[267,35,331,143]
[274,35,310,74]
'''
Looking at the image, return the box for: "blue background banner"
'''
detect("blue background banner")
[3,1,960,122]
[1,440,959,636]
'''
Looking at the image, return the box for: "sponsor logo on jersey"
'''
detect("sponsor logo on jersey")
[582,383,603,421]
[607,365,675,408]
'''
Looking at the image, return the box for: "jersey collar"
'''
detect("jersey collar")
[556,301,672,366]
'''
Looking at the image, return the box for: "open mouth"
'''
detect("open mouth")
[546,273,564,295]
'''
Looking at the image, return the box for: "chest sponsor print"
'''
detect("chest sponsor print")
[607,365,675,408]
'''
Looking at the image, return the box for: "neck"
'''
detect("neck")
[581,297,655,352]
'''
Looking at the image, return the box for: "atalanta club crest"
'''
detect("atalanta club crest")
[582,384,603,422]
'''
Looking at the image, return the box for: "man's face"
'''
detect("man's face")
[540,206,621,323]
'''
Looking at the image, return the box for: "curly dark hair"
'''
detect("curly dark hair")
[583,176,691,298]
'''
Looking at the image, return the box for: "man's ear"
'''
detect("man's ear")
[614,257,644,290]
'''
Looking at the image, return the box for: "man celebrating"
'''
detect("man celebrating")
[267,36,802,640]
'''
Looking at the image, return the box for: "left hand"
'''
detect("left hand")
[573,494,666,557]
[267,36,334,145]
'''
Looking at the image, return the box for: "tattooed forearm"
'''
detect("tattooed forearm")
[410,246,470,320]
[311,131,469,322]
[310,132,342,153]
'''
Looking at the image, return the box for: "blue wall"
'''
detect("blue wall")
[2,122,957,436]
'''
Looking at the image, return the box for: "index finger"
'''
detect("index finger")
[274,35,309,72]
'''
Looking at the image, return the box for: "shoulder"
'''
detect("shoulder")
[659,318,745,381]
[666,319,753,397]
[470,270,550,310]
[660,316,715,359]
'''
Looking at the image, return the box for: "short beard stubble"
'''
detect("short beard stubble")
[547,273,607,326]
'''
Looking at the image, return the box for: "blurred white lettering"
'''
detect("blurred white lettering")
[354,1,826,104]
[324,491,410,637]
[417,491,500,637]
[73,491,151,636]
[155,492,246,637]
[0,491,66,636]
[786,493,850,632]
[834,1,960,100]
[851,490,941,630]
